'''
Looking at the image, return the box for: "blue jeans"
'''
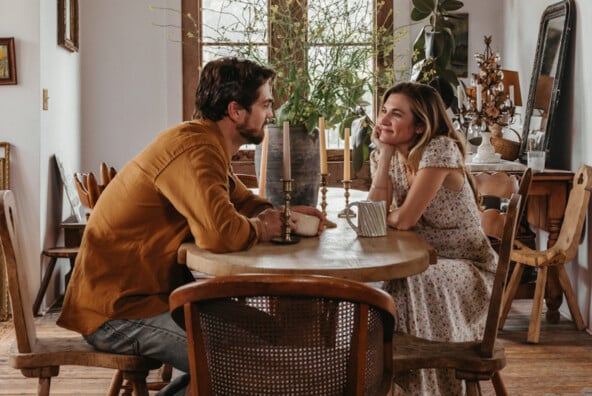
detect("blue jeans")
[84,311,189,395]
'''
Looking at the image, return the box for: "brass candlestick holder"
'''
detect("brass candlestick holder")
[338,179,355,218]
[271,179,300,244]
[320,173,337,228]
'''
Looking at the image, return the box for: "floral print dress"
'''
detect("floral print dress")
[372,137,497,395]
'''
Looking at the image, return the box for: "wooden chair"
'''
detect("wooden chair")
[475,168,533,246]
[499,165,591,343]
[393,193,522,396]
[0,190,161,395]
[169,274,396,396]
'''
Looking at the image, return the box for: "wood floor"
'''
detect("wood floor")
[1,300,591,395]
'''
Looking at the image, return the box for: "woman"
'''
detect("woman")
[368,82,497,395]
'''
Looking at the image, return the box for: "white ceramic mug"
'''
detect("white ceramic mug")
[345,200,387,237]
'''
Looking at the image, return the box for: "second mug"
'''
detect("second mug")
[345,200,387,237]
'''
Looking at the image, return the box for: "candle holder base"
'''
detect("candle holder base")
[338,208,356,218]
[324,218,338,228]
[271,235,301,245]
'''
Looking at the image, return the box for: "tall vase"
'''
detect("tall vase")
[255,124,320,207]
[472,131,500,163]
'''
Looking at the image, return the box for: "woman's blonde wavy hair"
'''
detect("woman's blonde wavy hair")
[380,82,478,201]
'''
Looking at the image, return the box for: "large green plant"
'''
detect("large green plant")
[410,0,464,108]
[188,0,398,135]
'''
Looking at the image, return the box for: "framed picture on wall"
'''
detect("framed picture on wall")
[58,0,79,52]
[0,37,17,85]
[449,13,469,78]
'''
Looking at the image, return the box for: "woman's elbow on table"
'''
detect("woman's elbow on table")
[387,210,417,231]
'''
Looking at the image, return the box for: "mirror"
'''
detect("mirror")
[519,0,574,162]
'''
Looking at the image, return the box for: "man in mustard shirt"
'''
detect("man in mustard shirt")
[58,57,322,395]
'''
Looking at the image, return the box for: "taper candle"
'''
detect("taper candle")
[343,127,350,180]
[476,85,482,113]
[457,85,462,109]
[509,85,515,105]
[283,121,291,180]
[319,117,328,174]
[258,126,268,197]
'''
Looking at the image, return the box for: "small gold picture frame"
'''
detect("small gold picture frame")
[58,0,79,52]
[0,38,17,85]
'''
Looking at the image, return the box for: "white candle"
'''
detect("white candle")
[258,126,268,197]
[319,117,328,174]
[509,85,515,105]
[476,85,482,113]
[457,85,463,109]
[343,127,350,180]
[283,121,291,180]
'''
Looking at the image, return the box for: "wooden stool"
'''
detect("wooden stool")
[33,246,79,316]
[33,222,84,316]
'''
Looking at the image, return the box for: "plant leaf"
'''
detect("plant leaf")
[411,8,431,21]
[442,0,465,12]
[412,0,435,14]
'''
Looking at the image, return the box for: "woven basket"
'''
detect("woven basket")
[491,128,522,161]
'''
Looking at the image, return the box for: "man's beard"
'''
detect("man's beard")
[238,124,265,145]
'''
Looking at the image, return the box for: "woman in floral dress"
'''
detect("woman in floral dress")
[368,82,497,395]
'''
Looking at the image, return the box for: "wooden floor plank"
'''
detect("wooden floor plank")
[1,301,591,395]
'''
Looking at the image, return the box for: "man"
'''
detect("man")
[58,57,322,395]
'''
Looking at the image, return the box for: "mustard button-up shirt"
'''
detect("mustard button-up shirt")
[58,120,272,335]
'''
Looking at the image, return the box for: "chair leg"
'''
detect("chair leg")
[499,263,524,329]
[107,370,124,396]
[465,381,482,396]
[528,266,548,344]
[491,372,508,396]
[160,363,173,382]
[121,371,150,396]
[556,265,586,330]
[37,377,51,396]
[32,257,58,316]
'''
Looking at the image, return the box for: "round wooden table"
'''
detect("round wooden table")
[177,188,435,282]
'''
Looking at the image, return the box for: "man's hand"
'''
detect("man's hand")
[255,208,284,241]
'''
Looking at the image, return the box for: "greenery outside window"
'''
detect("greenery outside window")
[182,0,396,151]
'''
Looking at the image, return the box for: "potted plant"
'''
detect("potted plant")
[409,0,464,109]
[190,0,400,205]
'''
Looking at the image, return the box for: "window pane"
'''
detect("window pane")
[202,0,267,44]
[308,0,373,44]
[203,45,268,65]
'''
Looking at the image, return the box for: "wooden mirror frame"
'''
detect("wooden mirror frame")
[519,0,574,163]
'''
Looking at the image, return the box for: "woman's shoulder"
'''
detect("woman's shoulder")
[419,136,463,169]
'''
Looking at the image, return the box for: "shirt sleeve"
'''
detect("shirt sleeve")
[229,173,273,217]
[418,137,464,170]
[154,143,264,253]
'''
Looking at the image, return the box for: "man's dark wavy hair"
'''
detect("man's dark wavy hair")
[193,57,276,121]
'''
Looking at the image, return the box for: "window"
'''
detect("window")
[181,0,394,148]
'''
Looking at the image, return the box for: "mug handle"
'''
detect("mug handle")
[345,201,360,233]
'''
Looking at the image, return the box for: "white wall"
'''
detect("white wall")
[79,0,182,172]
[40,0,83,304]
[0,1,42,307]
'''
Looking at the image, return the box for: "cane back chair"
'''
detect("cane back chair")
[169,274,396,395]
